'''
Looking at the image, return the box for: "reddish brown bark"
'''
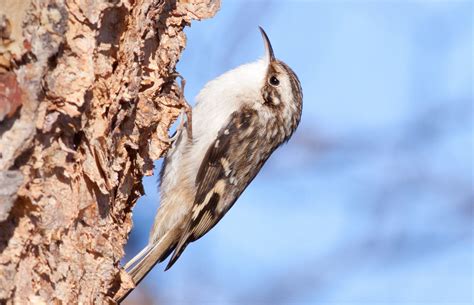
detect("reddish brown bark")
[0,0,219,303]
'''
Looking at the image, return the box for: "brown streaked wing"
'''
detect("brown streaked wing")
[164,107,259,270]
[191,107,259,239]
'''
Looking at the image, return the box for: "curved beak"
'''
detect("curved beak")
[259,26,275,64]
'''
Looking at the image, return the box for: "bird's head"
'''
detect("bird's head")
[259,27,303,137]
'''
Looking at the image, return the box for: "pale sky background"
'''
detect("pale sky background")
[125,1,473,304]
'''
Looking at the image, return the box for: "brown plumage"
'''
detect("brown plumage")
[119,27,302,301]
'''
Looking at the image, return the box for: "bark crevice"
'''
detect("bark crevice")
[0,0,220,303]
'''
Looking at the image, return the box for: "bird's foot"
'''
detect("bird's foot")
[157,73,193,143]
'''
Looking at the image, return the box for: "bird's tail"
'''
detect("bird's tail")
[127,228,178,284]
[115,227,179,303]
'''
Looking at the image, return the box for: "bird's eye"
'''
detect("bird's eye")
[269,75,280,86]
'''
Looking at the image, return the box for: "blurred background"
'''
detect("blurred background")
[124,0,473,304]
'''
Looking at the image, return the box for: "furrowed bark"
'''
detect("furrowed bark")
[0,0,219,303]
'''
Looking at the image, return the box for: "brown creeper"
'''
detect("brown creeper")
[124,27,303,288]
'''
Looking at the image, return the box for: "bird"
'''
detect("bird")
[122,26,303,292]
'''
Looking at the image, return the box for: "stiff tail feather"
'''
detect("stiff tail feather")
[115,227,180,303]
[127,227,179,284]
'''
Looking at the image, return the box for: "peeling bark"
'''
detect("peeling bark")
[0,0,220,303]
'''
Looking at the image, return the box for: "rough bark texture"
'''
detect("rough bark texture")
[0,0,219,303]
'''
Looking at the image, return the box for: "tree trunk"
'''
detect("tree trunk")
[0,0,219,303]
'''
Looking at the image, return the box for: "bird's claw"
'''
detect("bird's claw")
[172,72,192,140]
[157,73,193,143]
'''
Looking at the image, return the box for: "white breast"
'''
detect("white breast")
[186,59,267,177]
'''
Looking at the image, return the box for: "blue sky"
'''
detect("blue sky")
[125,1,473,304]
